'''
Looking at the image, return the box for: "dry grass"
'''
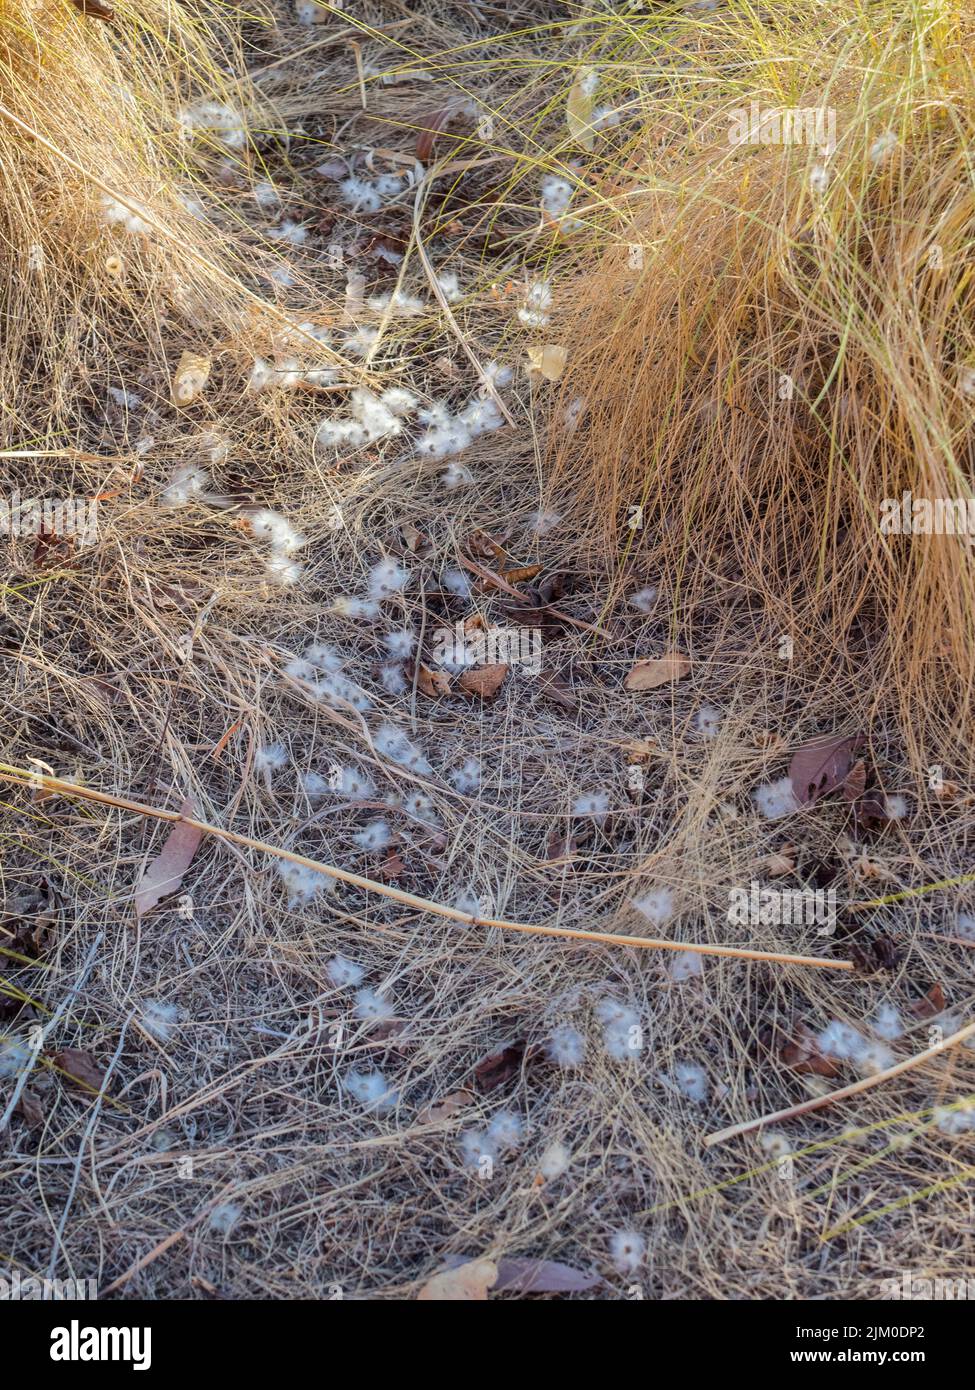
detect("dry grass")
[1,0,974,1301]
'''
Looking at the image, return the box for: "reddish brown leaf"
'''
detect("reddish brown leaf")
[134,800,203,918]
[468,529,510,564]
[51,1048,105,1094]
[472,1040,526,1093]
[779,1022,840,1078]
[457,664,508,699]
[18,1091,45,1128]
[415,108,452,161]
[378,848,406,882]
[545,831,578,863]
[412,662,452,698]
[789,732,864,806]
[909,983,946,1018]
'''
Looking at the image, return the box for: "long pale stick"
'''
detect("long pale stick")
[704,1019,975,1148]
[0,765,853,971]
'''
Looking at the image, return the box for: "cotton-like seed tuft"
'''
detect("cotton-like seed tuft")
[276,859,327,907]
[383,629,416,659]
[753,777,800,821]
[573,791,610,821]
[486,1110,524,1151]
[339,177,381,213]
[632,886,674,928]
[141,1000,179,1042]
[353,820,392,851]
[332,595,380,620]
[460,1130,498,1170]
[327,955,364,989]
[609,1231,645,1276]
[695,706,721,739]
[344,1067,398,1111]
[208,1203,242,1235]
[354,987,394,1022]
[546,1024,586,1068]
[670,950,704,983]
[255,742,289,774]
[161,464,210,507]
[375,724,433,774]
[668,1060,709,1103]
[448,758,481,794]
[368,559,409,601]
[871,1003,903,1041]
[538,1141,571,1181]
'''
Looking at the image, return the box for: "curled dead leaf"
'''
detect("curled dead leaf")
[789,732,863,806]
[412,662,452,698]
[909,982,946,1018]
[458,663,508,699]
[134,799,203,918]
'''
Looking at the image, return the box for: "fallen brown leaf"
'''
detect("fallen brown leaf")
[134,800,203,918]
[624,652,691,691]
[417,1258,497,1301]
[416,1089,475,1125]
[458,664,508,699]
[778,1023,840,1078]
[789,732,863,806]
[472,1040,526,1093]
[18,1091,45,1128]
[413,662,452,698]
[51,1048,105,1094]
[415,108,453,162]
[910,983,946,1019]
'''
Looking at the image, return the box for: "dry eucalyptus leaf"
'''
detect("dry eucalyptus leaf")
[525,344,567,381]
[566,67,596,151]
[413,662,453,698]
[134,799,203,918]
[416,1089,475,1125]
[624,652,691,691]
[789,732,863,806]
[172,351,211,407]
[51,1048,105,1094]
[417,1258,498,1301]
[493,1258,604,1294]
[458,663,508,699]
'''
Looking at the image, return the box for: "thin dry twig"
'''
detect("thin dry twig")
[0,766,853,971]
[704,1019,975,1148]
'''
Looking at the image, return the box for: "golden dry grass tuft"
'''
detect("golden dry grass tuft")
[541,1,975,771]
[1,0,975,1302]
